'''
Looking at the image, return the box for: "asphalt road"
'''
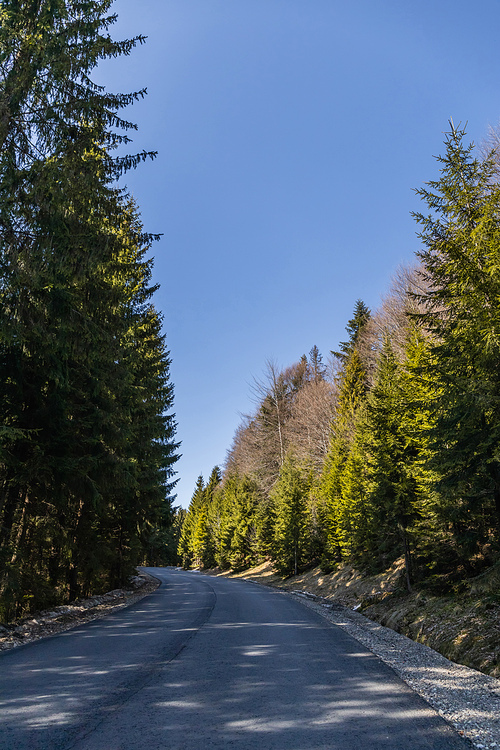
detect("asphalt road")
[0,567,472,750]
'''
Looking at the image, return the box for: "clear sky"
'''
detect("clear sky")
[97,0,500,508]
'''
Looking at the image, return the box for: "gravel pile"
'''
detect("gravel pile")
[290,590,500,750]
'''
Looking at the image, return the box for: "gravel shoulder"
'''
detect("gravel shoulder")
[0,570,160,652]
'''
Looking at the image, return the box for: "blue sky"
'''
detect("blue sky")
[98,0,500,508]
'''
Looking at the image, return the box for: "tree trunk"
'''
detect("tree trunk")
[9,492,29,565]
[0,485,26,553]
[401,527,413,593]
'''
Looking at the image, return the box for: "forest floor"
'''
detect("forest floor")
[205,559,500,679]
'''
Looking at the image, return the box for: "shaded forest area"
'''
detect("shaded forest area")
[178,125,500,614]
[0,1,179,620]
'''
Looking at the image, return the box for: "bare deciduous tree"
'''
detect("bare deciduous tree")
[285,379,337,472]
[360,262,432,383]
[225,355,332,493]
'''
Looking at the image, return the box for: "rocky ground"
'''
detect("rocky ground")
[0,571,160,652]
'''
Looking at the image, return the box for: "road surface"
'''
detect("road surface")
[0,567,472,749]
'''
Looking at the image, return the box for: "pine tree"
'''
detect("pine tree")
[207,482,235,570]
[321,302,371,564]
[0,1,178,616]
[228,474,259,570]
[192,506,211,569]
[332,300,371,364]
[272,455,310,576]
[177,468,221,570]
[362,339,419,585]
[335,413,371,560]
[413,122,500,557]
[254,495,276,560]
[197,467,220,568]
[397,327,441,567]
[338,330,438,587]
[178,476,205,569]
[308,345,326,383]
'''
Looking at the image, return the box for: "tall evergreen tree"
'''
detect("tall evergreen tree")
[0,0,178,616]
[226,474,259,570]
[361,339,419,586]
[191,506,211,569]
[413,123,500,557]
[332,300,371,364]
[178,476,205,569]
[272,455,310,576]
[177,468,221,569]
[331,329,436,586]
[308,345,326,383]
[321,302,371,563]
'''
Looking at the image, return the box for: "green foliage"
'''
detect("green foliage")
[225,475,259,571]
[177,468,221,569]
[0,0,178,618]
[360,340,420,582]
[332,299,371,365]
[272,456,311,576]
[254,496,276,559]
[191,507,212,569]
[178,475,205,569]
[414,122,500,556]
[335,415,371,560]
[321,301,371,562]
[330,329,439,590]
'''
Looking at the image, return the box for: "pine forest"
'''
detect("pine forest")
[179,124,500,604]
[3,1,500,634]
[0,0,179,620]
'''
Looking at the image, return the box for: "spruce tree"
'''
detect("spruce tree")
[192,506,211,569]
[413,123,500,557]
[0,1,178,615]
[177,468,221,569]
[228,475,259,570]
[308,345,326,383]
[272,455,310,576]
[335,413,371,561]
[178,476,205,569]
[361,339,419,586]
[321,302,371,564]
[332,300,371,364]
[207,482,235,570]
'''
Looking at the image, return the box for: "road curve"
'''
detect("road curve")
[0,567,472,749]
